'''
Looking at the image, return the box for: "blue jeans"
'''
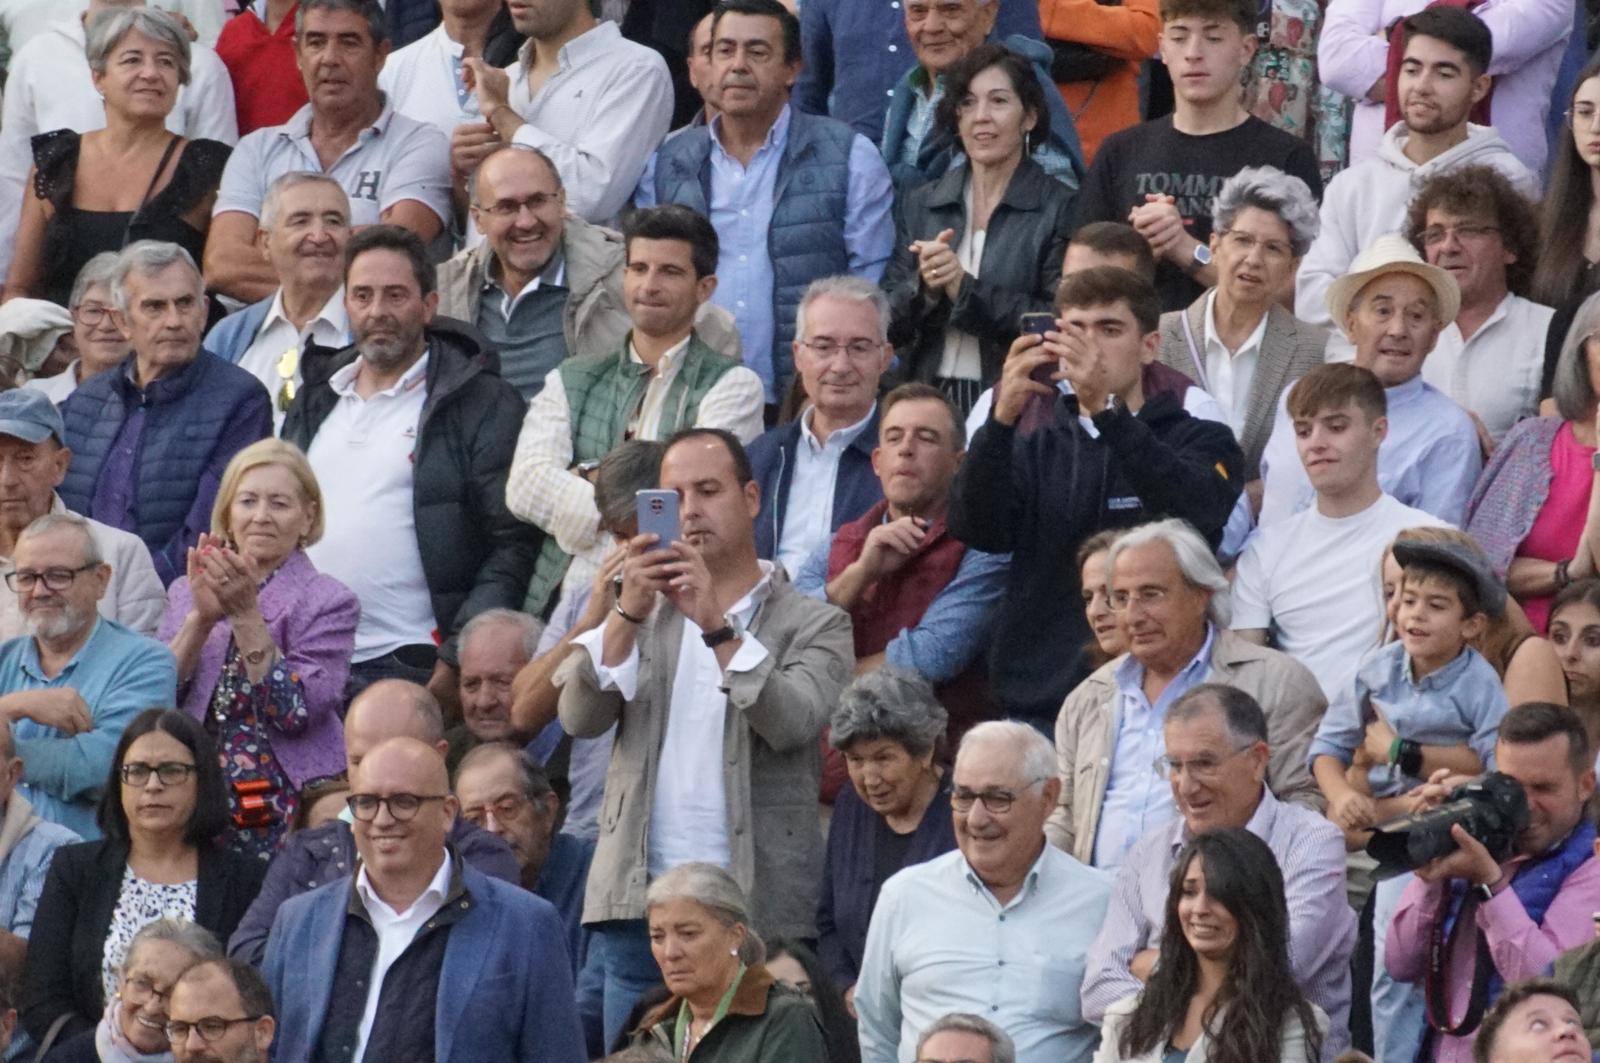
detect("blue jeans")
[1371,872,1427,1063]
[588,918,661,1051]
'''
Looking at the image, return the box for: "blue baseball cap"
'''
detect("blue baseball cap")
[0,388,64,445]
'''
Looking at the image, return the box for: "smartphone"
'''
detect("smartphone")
[635,489,680,546]
[1019,312,1055,337]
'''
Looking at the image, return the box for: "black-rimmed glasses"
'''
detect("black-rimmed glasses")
[120,761,197,787]
[346,792,448,822]
[5,563,98,592]
[165,1016,264,1044]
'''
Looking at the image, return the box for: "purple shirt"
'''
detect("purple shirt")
[89,398,147,533]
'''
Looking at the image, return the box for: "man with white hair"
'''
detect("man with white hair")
[1045,518,1325,869]
[915,1013,1018,1063]
[856,720,1111,1063]
[444,608,540,773]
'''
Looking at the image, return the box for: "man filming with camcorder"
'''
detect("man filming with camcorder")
[1383,702,1600,1063]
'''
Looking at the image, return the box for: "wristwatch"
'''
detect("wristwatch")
[701,613,744,648]
[1591,451,1600,473]
[1473,877,1505,903]
[1188,242,1213,273]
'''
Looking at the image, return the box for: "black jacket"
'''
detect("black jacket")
[282,320,541,663]
[948,392,1244,726]
[883,157,1073,390]
[20,839,267,1044]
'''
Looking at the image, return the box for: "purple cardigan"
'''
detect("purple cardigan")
[160,550,358,788]
[1464,416,1563,580]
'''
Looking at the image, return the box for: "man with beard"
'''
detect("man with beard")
[166,958,276,1063]
[0,513,176,836]
[283,225,538,707]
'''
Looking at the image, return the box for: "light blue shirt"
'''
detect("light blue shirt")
[1091,625,1217,870]
[775,406,877,577]
[0,619,178,838]
[635,104,897,400]
[1307,639,1508,797]
[0,805,78,939]
[856,845,1111,1063]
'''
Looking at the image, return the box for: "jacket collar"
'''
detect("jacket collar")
[304,318,497,414]
[925,155,1049,213]
[111,350,208,405]
[638,963,780,1033]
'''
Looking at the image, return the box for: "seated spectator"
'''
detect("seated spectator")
[284,226,537,703]
[18,710,264,1046]
[505,203,761,618]
[291,775,351,835]
[213,0,307,136]
[57,242,272,587]
[636,0,896,407]
[164,957,275,1063]
[1157,166,1325,484]
[1298,8,1538,345]
[1533,61,1600,397]
[203,173,352,431]
[1551,581,1600,757]
[1467,293,1600,633]
[949,267,1243,731]
[1077,530,1126,669]
[1386,703,1600,1063]
[1091,828,1326,1063]
[0,390,164,641]
[818,670,957,995]
[225,679,520,965]
[160,438,357,861]
[749,277,895,576]
[1047,519,1324,867]
[1070,0,1322,312]
[795,383,1006,740]
[3,8,231,310]
[1081,684,1353,1052]
[0,514,177,835]
[444,610,537,773]
[883,44,1076,416]
[1232,364,1449,706]
[857,720,1111,1063]
[204,0,451,304]
[629,863,828,1059]
[23,254,130,405]
[1258,235,1480,528]
[1038,0,1159,167]
[915,1014,1017,1063]
[32,918,220,1063]
[0,0,237,292]
[455,742,594,980]
[377,0,498,141]
[262,736,585,1061]
[1469,978,1590,1063]
[762,939,861,1063]
[1407,166,1551,448]
[681,12,718,130]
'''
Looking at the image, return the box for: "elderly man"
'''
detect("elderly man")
[0,390,162,640]
[1079,684,1353,1051]
[555,426,852,1047]
[203,173,353,428]
[0,718,79,986]
[204,0,452,304]
[443,609,538,773]
[166,958,275,1063]
[1046,518,1325,868]
[748,277,896,576]
[56,243,271,587]
[0,514,176,836]
[1257,235,1481,529]
[915,1014,1018,1063]
[284,225,537,702]
[856,720,1111,1063]
[507,204,763,619]
[636,0,896,407]
[228,679,519,965]
[263,737,585,1062]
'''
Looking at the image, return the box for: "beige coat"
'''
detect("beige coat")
[1045,629,1327,864]
[1092,993,1327,1063]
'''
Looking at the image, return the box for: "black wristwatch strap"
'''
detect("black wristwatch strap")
[701,625,738,648]
[1397,739,1424,779]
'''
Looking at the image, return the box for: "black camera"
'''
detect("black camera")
[1366,772,1528,879]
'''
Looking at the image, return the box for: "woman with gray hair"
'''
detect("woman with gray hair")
[817,668,956,997]
[1157,166,1327,481]
[3,7,230,310]
[632,863,829,1060]
[24,253,130,403]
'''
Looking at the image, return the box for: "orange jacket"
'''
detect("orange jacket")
[1038,0,1161,165]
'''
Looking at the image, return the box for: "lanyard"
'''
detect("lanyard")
[673,964,745,1061]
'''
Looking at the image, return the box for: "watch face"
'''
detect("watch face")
[1194,243,1213,266]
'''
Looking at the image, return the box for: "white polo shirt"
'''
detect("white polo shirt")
[237,287,350,430]
[378,23,481,142]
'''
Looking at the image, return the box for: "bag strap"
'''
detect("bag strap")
[32,1012,74,1063]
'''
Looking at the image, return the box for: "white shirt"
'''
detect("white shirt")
[237,287,350,431]
[628,334,693,440]
[574,563,775,876]
[1,0,228,50]
[936,187,986,381]
[378,24,481,142]
[351,849,452,1063]
[1422,292,1553,446]
[23,362,81,404]
[775,405,877,578]
[1199,289,1269,437]
[306,354,437,661]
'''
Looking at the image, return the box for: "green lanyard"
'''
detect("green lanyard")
[672,964,746,1061]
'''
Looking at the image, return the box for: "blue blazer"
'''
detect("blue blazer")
[747,406,884,561]
[262,860,585,1063]
[203,297,273,366]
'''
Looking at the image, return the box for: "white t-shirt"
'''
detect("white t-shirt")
[377,24,481,142]
[1231,493,1448,704]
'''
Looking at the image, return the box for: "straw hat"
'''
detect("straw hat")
[1325,233,1460,332]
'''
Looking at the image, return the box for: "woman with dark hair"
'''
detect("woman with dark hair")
[1548,579,1600,768]
[764,940,861,1063]
[1533,57,1600,397]
[1078,529,1126,668]
[18,710,266,1047]
[1093,828,1325,1063]
[883,43,1076,417]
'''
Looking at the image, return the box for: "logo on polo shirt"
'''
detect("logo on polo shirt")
[353,171,381,201]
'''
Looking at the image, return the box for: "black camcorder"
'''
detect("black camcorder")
[1365,772,1528,879]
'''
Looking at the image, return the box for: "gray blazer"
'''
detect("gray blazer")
[554,566,853,939]
[1158,297,1328,479]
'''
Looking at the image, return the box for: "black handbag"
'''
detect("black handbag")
[1046,0,1129,83]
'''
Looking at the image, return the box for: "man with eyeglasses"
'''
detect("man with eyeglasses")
[263,735,584,1062]
[856,720,1110,1063]
[165,957,275,1063]
[1078,683,1354,1053]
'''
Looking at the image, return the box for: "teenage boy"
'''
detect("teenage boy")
[1069,0,1322,312]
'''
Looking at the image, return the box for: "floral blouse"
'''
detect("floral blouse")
[206,646,307,862]
[100,868,197,1001]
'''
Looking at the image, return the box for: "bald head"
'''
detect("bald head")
[355,736,450,796]
[351,737,457,899]
[344,680,444,776]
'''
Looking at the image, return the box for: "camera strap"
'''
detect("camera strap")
[1424,898,1494,1036]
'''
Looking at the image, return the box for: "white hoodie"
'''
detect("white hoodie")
[1294,122,1538,347]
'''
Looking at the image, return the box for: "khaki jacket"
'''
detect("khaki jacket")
[553,567,853,939]
[1045,629,1328,864]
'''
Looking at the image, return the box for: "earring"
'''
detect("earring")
[729,948,738,956]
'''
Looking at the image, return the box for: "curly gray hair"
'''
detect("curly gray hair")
[829,668,947,758]
[1211,166,1320,258]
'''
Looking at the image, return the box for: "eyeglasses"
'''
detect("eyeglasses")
[460,792,529,828]
[1109,586,1169,612]
[951,778,1048,814]
[1568,104,1600,130]
[1153,744,1256,782]
[475,192,560,219]
[72,303,113,326]
[800,338,883,360]
[346,792,448,822]
[1419,224,1500,248]
[5,563,98,592]
[120,761,197,787]
[119,975,174,1006]
[1219,229,1294,260]
[164,1016,264,1044]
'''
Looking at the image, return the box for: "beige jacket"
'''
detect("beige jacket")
[1045,629,1327,864]
[1092,994,1327,1063]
